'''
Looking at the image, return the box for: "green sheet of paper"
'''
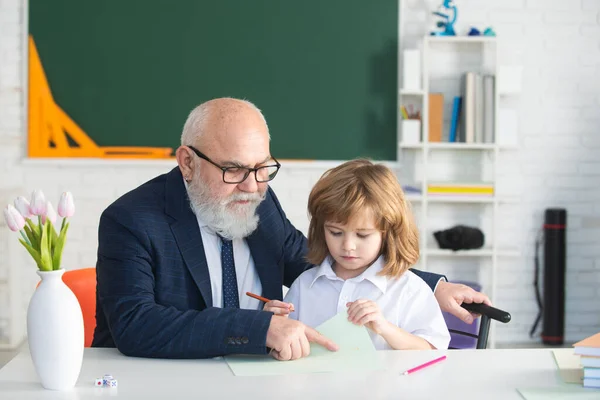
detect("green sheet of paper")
[552,348,583,384]
[224,311,384,376]
[517,386,600,400]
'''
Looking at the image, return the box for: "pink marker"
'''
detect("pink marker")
[402,355,447,375]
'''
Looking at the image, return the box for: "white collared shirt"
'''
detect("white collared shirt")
[284,256,450,350]
[194,217,263,311]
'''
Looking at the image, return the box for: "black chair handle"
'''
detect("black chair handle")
[461,302,511,324]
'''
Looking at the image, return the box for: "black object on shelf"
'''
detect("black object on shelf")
[433,225,484,251]
[541,208,567,345]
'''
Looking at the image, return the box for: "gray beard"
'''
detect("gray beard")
[186,176,265,240]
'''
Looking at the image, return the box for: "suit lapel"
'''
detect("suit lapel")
[165,168,213,307]
[247,230,282,301]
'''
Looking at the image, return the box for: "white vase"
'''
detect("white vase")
[27,269,84,390]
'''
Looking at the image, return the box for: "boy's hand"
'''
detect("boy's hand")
[264,300,295,316]
[346,299,389,335]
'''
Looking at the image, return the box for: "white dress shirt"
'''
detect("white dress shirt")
[284,256,450,350]
[194,216,262,310]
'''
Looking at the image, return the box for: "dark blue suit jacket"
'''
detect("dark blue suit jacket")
[92,167,444,358]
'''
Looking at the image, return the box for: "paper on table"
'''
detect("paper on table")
[552,348,583,384]
[224,311,384,376]
[517,386,600,400]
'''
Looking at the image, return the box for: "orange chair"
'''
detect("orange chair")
[37,268,97,347]
[61,268,97,347]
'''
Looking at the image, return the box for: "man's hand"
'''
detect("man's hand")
[266,316,338,361]
[435,280,492,324]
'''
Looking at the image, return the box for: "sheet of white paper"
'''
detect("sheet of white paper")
[552,348,583,384]
[224,311,384,376]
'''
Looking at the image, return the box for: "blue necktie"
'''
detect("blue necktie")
[219,236,239,308]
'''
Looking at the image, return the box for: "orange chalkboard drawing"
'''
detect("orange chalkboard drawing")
[28,36,173,159]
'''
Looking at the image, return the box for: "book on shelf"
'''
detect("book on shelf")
[428,93,443,142]
[474,73,484,143]
[483,75,495,144]
[427,182,494,188]
[428,187,494,195]
[448,96,462,143]
[461,72,475,143]
[458,71,495,144]
[428,192,494,197]
[427,182,494,196]
[402,185,422,195]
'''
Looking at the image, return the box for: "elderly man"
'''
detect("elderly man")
[92,98,489,360]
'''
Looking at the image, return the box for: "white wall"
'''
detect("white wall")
[0,0,599,348]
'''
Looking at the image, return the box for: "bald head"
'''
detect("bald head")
[180,98,270,148]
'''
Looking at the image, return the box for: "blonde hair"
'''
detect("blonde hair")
[306,159,419,278]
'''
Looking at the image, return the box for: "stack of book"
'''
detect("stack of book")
[573,332,600,389]
[446,72,495,144]
[427,182,494,197]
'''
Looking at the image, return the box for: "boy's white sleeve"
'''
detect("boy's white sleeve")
[283,279,301,321]
[401,279,451,350]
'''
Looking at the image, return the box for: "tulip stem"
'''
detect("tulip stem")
[60,217,67,232]
[20,230,31,246]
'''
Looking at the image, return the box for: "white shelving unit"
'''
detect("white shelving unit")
[398,34,520,348]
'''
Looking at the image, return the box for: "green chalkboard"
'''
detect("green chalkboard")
[29,0,398,160]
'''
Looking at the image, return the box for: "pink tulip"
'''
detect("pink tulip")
[57,192,75,218]
[3,204,26,232]
[42,201,57,224]
[14,196,33,219]
[30,190,47,216]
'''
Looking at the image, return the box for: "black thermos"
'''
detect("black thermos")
[542,208,567,345]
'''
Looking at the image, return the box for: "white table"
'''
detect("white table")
[0,347,588,399]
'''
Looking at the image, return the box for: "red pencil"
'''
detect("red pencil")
[245,292,295,312]
[245,291,271,303]
[402,355,447,375]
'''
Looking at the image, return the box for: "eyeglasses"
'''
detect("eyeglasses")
[187,145,281,184]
